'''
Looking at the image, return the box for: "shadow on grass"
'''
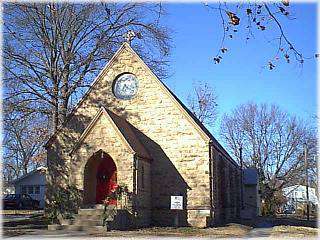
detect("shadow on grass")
[240,215,317,229]
[3,214,49,237]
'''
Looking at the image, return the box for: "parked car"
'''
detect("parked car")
[282,205,295,214]
[283,208,294,214]
[3,194,39,210]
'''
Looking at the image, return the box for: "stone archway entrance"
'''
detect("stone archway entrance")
[83,151,117,205]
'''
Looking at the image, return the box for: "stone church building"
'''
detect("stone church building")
[45,42,242,228]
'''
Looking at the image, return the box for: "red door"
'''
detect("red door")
[95,158,117,204]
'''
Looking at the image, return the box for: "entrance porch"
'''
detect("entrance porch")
[83,150,117,206]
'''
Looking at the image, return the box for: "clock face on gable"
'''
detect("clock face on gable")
[113,73,139,100]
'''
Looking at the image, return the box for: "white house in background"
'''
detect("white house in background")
[11,167,47,208]
[2,181,15,195]
[282,185,318,211]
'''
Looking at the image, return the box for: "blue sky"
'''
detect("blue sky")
[161,3,317,137]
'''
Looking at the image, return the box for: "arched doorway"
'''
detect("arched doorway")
[83,151,117,205]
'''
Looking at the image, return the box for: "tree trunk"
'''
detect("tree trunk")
[60,97,68,124]
[60,66,70,124]
[52,82,59,131]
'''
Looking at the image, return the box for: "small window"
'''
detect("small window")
[28,185,34,194]
[35,186,40,194]
[21,186,27,194]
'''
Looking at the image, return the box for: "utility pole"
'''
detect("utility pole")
[304,142,310,221]
[240,147,244,210]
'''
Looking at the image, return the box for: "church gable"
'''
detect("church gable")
[70,107,150,160]
[105,108,151,160]
[60,43,210,147]
[68,107,136,190]
[71,107,134,158]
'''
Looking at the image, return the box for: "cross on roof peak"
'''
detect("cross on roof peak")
[124,30,136,45]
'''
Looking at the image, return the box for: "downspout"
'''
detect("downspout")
[133,153,138,195]
[133,153,138,216]
[208,140,214,223]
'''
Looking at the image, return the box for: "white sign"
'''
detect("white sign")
[171,196,183,210]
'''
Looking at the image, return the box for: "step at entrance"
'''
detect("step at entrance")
[48,205,118,232]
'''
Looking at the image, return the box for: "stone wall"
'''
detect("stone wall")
[71,113,134,193]
[211,147,241,225]
[133,158,152,227]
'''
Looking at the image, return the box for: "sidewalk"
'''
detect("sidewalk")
[2,214,318,239]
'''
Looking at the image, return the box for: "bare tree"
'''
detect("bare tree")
[220,102,315,213]
[187,80,218,127]
[3,113,48,181]
[304,126,318,197]
[3,2,171,131]
[205,1,318,69]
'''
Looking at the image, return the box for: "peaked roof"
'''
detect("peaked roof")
[69,107,151,160]
[45,42,237,167]
[162,82,238,167]
[119,44,238,166]
[11,167,47,184]
[106,108,151,160]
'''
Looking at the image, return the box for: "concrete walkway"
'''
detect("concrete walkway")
[5,230,89,239]
[246,221,273,238]
[3,215,317,239]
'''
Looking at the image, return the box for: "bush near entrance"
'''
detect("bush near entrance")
[46,184,82,223]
